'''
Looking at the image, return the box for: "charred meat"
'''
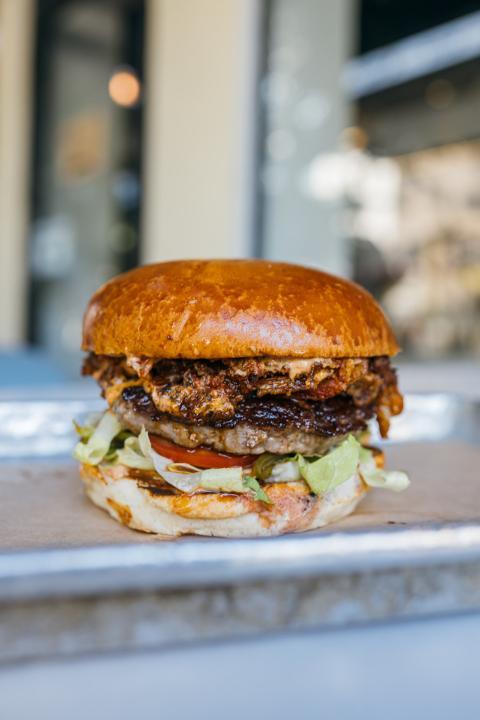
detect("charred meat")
[82,353,403,453]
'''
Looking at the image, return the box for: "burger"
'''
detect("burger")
[74,259,409,537]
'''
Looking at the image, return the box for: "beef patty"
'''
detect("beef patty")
[113,392,355,455]
[82,352,403,454]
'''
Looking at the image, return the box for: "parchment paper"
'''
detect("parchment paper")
[0,442,479,550]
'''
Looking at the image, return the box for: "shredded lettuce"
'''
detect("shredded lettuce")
[73,413,102,442]
[296,435,361,495]
[362,467,410,492]
[73,420,94,443]
[73,412,409,502]
[73,411,122,466]
[195,466,244,491]
[359,447,410,492]
[112,427,270,501]
[253,453,290,481]
[243,476,271,503]
[154,460,270,501]
[116,435,155,471]
[269,460,302,482]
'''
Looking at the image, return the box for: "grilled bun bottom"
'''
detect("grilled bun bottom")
[80,463,367,538]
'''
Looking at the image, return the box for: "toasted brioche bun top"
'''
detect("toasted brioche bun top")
[82,259,399,359]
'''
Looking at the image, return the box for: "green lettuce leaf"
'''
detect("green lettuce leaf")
[160,467,272,502]
[252,453,291,480]
[73,411,122,466]
[116,435,155,471]
[196,466,244,492]
[359,447,410,492]
[243,476,272,503]
[73,413,102,442]
[73,413,410,501]
[269,460,302,482]
[296,435,361,495]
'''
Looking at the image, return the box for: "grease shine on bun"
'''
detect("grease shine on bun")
[82,259,399,359]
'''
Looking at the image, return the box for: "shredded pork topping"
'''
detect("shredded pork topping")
[83,353,403,440]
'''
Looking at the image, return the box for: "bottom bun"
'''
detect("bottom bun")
[80,463,367,538]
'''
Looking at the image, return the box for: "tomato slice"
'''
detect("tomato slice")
[149,434,255,469]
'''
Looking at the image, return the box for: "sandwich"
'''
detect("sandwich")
[74,259,409,537]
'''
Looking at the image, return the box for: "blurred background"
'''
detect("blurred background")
[1,0,480,386]
[1,5,480,713]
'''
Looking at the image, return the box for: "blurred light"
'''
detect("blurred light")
[269,45,303,72]
[31,216,76,279]
[266,129,296,161]
[108,68,141,107]
[301,152,351,201]
[294,93,330,130]
[460,264,480,294]
[261,166,288,195]
[425,78,456,110]
[260,72,296,108]
[340,126,368,150]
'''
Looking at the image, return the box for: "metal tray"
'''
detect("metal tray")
[1,391,480,664]
[0,392,479,602]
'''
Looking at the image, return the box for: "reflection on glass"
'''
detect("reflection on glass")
[30,0,144,377]
[351,141,480,358]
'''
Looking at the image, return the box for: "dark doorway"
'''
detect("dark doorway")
[30,0,145,376]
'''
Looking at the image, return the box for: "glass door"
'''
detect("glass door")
[30,0,145,376]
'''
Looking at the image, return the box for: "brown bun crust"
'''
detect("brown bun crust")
[82,260,399,359]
